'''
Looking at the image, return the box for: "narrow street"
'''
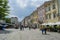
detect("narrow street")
[0,28,60,40]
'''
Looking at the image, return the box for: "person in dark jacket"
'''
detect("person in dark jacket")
[20,25,23,30]
[44,28,47,34]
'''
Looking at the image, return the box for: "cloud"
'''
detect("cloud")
[19,17,24,22]
[16,0,49,8]
[9,14,18,17]
[17,0,28,9]
[31,0,49,7]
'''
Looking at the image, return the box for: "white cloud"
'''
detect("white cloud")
[9,14,18,17]
[16,0,49,8]
[31,0,49,7]
[19,17,24,22]
[31,2,40,7]
[17,0,28,9]
[31,0,38,2]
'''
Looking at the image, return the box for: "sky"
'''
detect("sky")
[8,0,49,22]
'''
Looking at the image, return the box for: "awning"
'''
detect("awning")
[42,22,60,25]
[41,23,48,25]
[47,23,56,25]
[42,23,56,25]
[55,22,60,25]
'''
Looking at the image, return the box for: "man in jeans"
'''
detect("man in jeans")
[42,28,45,34]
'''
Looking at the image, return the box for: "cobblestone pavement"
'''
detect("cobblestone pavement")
[20,28,60,40]
[0,28,60,40]
[0,29,20,40]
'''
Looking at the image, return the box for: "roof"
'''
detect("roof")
[44,1,52,6]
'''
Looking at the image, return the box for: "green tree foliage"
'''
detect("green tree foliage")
[5,18,11,23]
[0,0,9,20]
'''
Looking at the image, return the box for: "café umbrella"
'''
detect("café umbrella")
[55,22,60,25]
[42,23,55,25]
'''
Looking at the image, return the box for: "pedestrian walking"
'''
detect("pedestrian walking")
[20,25,23,30]
[29,27,31,30]
[44,28,47,34]
[41,28,45,34]
[22,25,24,30]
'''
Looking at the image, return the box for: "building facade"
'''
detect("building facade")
[45,0,58,23]
[20,0,60,30]
[24,16,31,27]
[54,0,60,21]
[11,17,19,24]
[30,10,38,28]
[21,19,25,26]
[11,17,19,28]
[37,4,46,23]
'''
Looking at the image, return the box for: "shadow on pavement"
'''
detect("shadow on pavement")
[0,30,13,34]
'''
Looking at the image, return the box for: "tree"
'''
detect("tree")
[5,18,11,23]
[0,0,9,20]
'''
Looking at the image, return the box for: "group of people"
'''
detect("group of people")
[20,25,31,30]
[20,25,24,30]
[20,25,47,35]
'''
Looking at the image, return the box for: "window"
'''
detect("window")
[53,12,56,18]
[52,4,56,9]
[49,14,51,19]
[46,15,47,19]
[45,6,50,12]
[45,7,48,12]
[46,14,49,19]
[48,7,50,11]
[53,14,56,18]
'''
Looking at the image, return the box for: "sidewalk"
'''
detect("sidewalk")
[0,29,20,40]
[6,29,20,40]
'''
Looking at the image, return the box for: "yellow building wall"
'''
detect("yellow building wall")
[45,0,59,23]
[46,17,58,23]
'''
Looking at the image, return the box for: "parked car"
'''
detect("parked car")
[0,23,9,30]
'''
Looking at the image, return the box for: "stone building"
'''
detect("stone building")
[37,4,46,24]
[30,10,38,28]
[11,17,19,28]
[44,0,58,23]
